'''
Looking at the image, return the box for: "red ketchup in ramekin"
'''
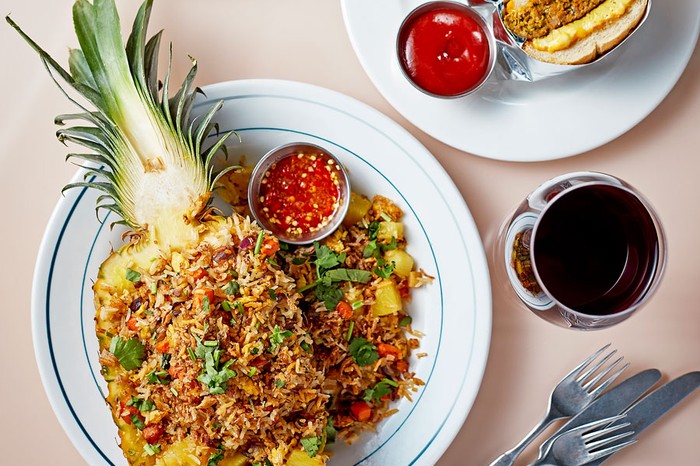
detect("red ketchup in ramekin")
[397,2,495,98]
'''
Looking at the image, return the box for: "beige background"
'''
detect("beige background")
[1,1,698,465]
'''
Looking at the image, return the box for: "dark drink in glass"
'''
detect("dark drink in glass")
[494,172,666,329]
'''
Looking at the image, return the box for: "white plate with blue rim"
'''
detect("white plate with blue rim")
[341,0,700,161]
[32,79,492,465]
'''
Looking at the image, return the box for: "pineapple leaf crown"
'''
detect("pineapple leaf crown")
[7,0,239,229]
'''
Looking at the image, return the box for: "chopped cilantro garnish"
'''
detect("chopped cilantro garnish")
[275,379,285,388]
[300,436,321,458]
[130,414,145,430]
[125,268,141,283]
[362,378,398,402]
[202,295,210,313]
[126,396,155,412]
[300,341,311,352]
[207,448,225,466]
[314,242,346,271]
[315,283,345,311]
[221,300,232,312]
[146,370,171,385]
[291,256,308,265]
[348,337,379,366]
[224,280,240,296]
[368,221,380,240]
[235,301,244,313]
[143,444,161,456]
[399,315,413,327]
[268,288,277,301]
[300,243,372,310]
[269,326,293,352]
[251,347,260,355]
[324,268,372,283]
[109,336,145,371]
[325,418,337,445]
[373,259,395,278]
[193,337,237,395]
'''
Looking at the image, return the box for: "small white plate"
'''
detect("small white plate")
[341,0,700,161]
[32,79,492,465]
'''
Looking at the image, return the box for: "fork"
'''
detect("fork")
[530,414,637,466]
[488,344,628,466]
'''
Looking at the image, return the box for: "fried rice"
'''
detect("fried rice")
[99,166,431,465]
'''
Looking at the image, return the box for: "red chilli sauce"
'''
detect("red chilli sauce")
[399,7,491,96]
[259,151,341,237]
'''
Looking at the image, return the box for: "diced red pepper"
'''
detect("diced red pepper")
[377,343,401,359]
[350,400,372,422]
[335,300,353,319]
[119,402,140,425]
[142,424,164,444]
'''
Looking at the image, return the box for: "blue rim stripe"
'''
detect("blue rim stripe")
[46,178,115,465]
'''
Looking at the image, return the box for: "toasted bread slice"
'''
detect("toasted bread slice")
[522,0,648,65]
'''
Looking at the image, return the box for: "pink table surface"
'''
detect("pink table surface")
[1,1,698,465]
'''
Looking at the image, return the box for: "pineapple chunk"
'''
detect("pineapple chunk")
[384,249,414,278]
[286,449,325,466]
[371,279,403,316]
[342,192,372,227]
[218,453,249,466]
[155,437,210,466]
[377,221,403,242]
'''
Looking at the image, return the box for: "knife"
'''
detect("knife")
[535,368,662,462]
[587,371,700,465]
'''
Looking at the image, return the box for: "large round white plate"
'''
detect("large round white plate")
[32,79,492,465]
[341,0,700,161]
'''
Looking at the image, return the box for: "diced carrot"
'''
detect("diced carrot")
[377,343,401,359]
[193,288,214,309]
[260,237,280,257]
[192,268,207,280]
[335,300,353,319]
[155,339,169,353]
[168,365,184,380]
[395,360,409,373]
[350,400,372,422]
[126,316,139,331]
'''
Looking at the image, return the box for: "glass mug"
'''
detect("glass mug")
[493,172,666,329]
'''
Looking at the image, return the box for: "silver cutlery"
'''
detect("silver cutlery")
[585,371,700,465]
[530,415,636,466]
[488,344,628,466]
[534,368,661,462]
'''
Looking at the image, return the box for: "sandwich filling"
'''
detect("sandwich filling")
[530,0,637,52]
